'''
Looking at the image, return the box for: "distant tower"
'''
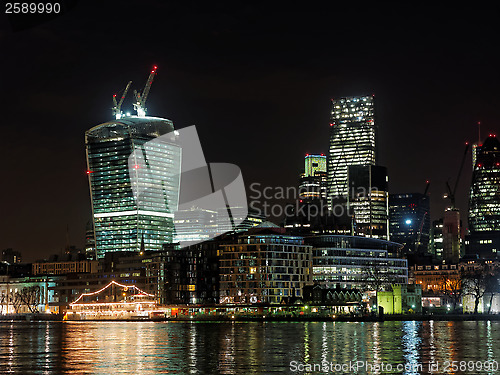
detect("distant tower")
[467,134,500,258]
[327,95,377,206]
[389,192,430,254]
[84,220,96,260]
[299,154,327,201]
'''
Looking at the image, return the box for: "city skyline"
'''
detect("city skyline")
[2,3,500,261]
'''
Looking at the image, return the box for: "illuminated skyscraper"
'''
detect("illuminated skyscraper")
[86,116,181,259]
[304,154,327,177]
[348,165,389,240]
[469,134,500,232]
[327,95,376,203]
[466,134,500,258]
[299,154,327,201]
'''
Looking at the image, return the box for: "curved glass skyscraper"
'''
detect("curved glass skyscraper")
[86,116,181,258]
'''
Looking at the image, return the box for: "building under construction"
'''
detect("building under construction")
[86,66,182,259]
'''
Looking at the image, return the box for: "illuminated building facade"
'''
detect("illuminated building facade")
[86,116,181,258]
[327,96,377,204]
[430,219,444,259]
[299,154,327,201]
[216,207,266,234]
[377,284,422,314]
[173,207,217,244]
[348,165,389,240]
[0,276,59,314]
[307,235,407,290]
[219,230,313,304]
[304,154,327,178]
[389,193,430,254]
[32,260,98,275]
[467,134,500,258]
[468,135,500,229]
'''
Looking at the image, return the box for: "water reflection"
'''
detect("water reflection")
[0,320,499,374]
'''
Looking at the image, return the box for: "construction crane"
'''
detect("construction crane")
[133,65,158,117]
[413,180,430,253]
[444,142,470,209]
[112,80,132,119]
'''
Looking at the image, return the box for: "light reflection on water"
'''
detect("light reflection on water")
[0,320,499,374]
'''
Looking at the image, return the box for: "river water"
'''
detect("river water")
[0,320,498,374]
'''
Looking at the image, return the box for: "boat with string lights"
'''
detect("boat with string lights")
[65,280,167,321]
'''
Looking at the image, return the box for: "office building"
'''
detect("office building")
[299,154,327,201]
[1,248,21,264]
[219,229,313,304]
[348,165,389,240]
[430,219,444,259]
[173,206,217,244]
[306,235,407,290]
[86,116,181,258]
[216,207,266,234]
[467,134,500,258]
[327,95,377,204]
[389,193,430,254]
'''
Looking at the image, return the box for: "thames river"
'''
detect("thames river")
[0,320,498,374]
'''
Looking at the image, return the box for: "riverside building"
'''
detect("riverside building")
[306,235,407,289]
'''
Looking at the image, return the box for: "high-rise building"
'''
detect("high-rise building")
[467,134,500,258]
[348,165,389,240]
[389,193,430,254]
[86,116,181,258]
[304,154,327,177]
[442,209,462,263]
[430,218,444,259]
[327,96,377,203]
[299,154,327,201]
[84,221,96,260]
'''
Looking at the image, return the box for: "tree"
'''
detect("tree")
[440,275,462,311]
[462,267,491,314]
[17,286,41,314]
[362,262,401,293]
[9,293,22,313]
[0,293,7,314]
[362,262,402,311]
[483,270,500,314]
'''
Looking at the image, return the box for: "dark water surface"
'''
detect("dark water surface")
[0,320,499,374]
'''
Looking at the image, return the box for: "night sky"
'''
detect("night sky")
[1,2,499,261]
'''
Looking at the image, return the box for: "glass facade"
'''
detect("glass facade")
[304,154,327,177]
[306,235,407,289]
[348,165,389,240]
[389,193,430,253]
[300,154,327,201]
[86,116,181,258]
[467,135,500,259]
[219,233,313,304]
[469,135,500,232]
[327,96,377,201]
